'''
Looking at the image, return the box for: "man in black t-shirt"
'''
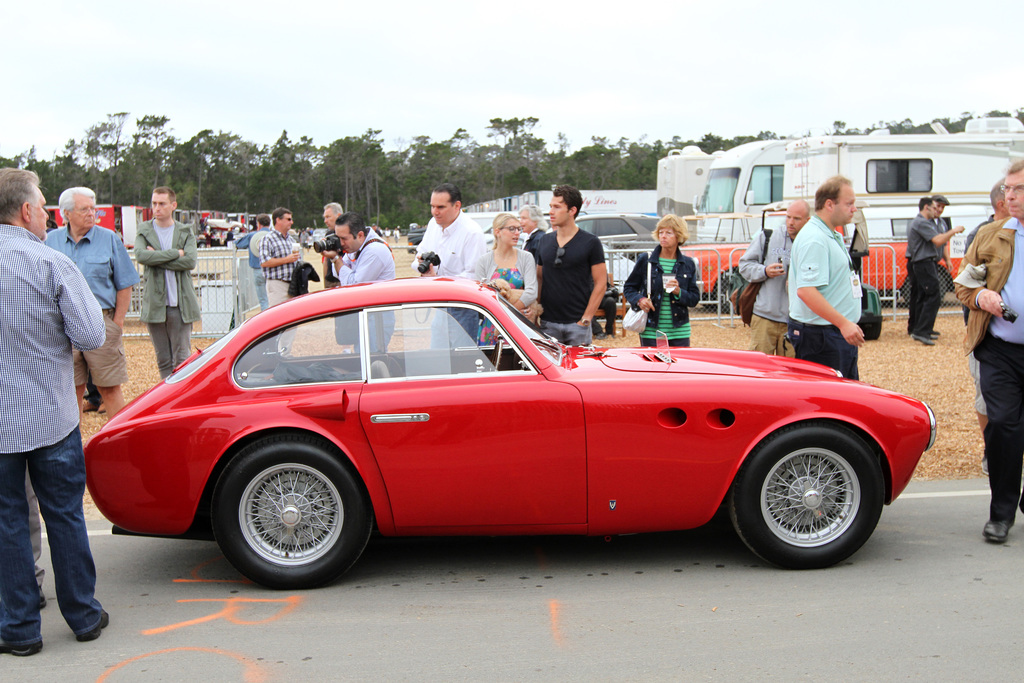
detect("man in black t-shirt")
[536,185,607,346]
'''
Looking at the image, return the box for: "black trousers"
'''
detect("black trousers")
[975,334,1024,522]
[909,259,941,337]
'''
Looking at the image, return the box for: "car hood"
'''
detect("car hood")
[591,347,842,379]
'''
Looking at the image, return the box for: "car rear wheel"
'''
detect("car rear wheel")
[212,435,372,589]
[728,423,883,569]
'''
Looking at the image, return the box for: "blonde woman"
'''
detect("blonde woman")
[475,213,539,329]
[623,214,701,347]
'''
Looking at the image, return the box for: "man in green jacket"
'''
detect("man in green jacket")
[135,187,200,379]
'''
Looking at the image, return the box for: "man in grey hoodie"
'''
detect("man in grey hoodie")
[738,199,810,356]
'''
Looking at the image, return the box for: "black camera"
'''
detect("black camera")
[312,233,342,254]
[1000,301,1019,324]
[417,251,441,274]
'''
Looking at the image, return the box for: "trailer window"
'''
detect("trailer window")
[867,159,932,193]
[747,165,784,205]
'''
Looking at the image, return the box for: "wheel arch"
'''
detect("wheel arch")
[194,426,394,537]
[734,417,893,503]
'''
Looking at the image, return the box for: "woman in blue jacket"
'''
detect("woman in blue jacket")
[623,214,701,347]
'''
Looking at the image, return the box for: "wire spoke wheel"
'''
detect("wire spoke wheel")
[729,424,883,569]
[240,464,343,565]
[213,435,372,588]
[760,448,859,547]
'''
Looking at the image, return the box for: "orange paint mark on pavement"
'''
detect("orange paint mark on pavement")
[96,647,266,683]
[142,595,303,635]
[172,555,253,584]
[549,599,565,648]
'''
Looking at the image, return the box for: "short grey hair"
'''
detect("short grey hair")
[519,204,548,231]
[0,168,41,224]
[991,180,1006,209]
[323,202,343,216]
[58,187,97,221]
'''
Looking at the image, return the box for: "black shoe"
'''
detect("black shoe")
[911,333,935,346]
[76,611,109,642]
[0,640,43,657]
[983,519,1013,543]
[929,331,940,339]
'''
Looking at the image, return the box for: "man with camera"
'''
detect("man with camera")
[415,183,486,346]
[319,211,395,285]
[414,183,485,279]
[956,160,1024,544]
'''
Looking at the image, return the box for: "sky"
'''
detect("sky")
[3,0,1018,160]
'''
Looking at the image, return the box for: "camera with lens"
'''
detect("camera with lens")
[312,233,342,254]
[1000,301,1019,324]
[417,250,441,274]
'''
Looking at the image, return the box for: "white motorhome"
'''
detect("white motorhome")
[783,117,1024,299]
[784,117,1024,239]
[655,146,716,217]
[696,139,789,216]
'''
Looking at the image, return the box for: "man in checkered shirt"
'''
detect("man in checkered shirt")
[259,207,300,307]
[0,168,110,655]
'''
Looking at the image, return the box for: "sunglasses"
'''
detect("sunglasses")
[554,247,565,266]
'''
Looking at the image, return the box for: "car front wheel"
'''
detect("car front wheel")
[212,435,372,589]
[728,423,883,569]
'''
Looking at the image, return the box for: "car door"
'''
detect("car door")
[358,304,587,530]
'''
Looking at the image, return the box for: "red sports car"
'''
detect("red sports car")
[86,278,935,589]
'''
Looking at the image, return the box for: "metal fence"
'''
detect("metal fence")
[124,247,260,338]
[605,240,959,328]
[122,242,958,339]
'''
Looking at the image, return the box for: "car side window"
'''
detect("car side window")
[365,304,532,380]
[233,312,363,387]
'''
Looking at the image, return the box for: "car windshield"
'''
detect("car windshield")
[497,297,564,364]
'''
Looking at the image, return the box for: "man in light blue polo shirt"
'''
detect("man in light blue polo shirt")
[787,175,864,379]
[46,187,139,416]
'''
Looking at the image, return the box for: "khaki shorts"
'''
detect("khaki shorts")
[74,310,128,387]
[749,314,795,357]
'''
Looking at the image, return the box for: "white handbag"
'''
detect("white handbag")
[623,261,651,333]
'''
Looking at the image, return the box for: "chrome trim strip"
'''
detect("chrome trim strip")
[370,413,430,423]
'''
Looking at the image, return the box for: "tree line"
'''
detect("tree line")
[4,110,1021,230]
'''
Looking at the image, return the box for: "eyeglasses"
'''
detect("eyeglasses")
[1001,184,1024,196]
[554,247,565,266]
[73,206,97,214]
[501,225,522,232]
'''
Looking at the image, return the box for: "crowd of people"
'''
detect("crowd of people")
[5,164,1024,657]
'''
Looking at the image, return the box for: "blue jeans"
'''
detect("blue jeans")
[0,428,104,645]
[253,267,269,312]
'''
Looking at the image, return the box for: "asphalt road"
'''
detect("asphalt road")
[6,478,1020,682]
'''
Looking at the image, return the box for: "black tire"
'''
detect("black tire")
[212,435,373,589]
[727,423,883,569]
